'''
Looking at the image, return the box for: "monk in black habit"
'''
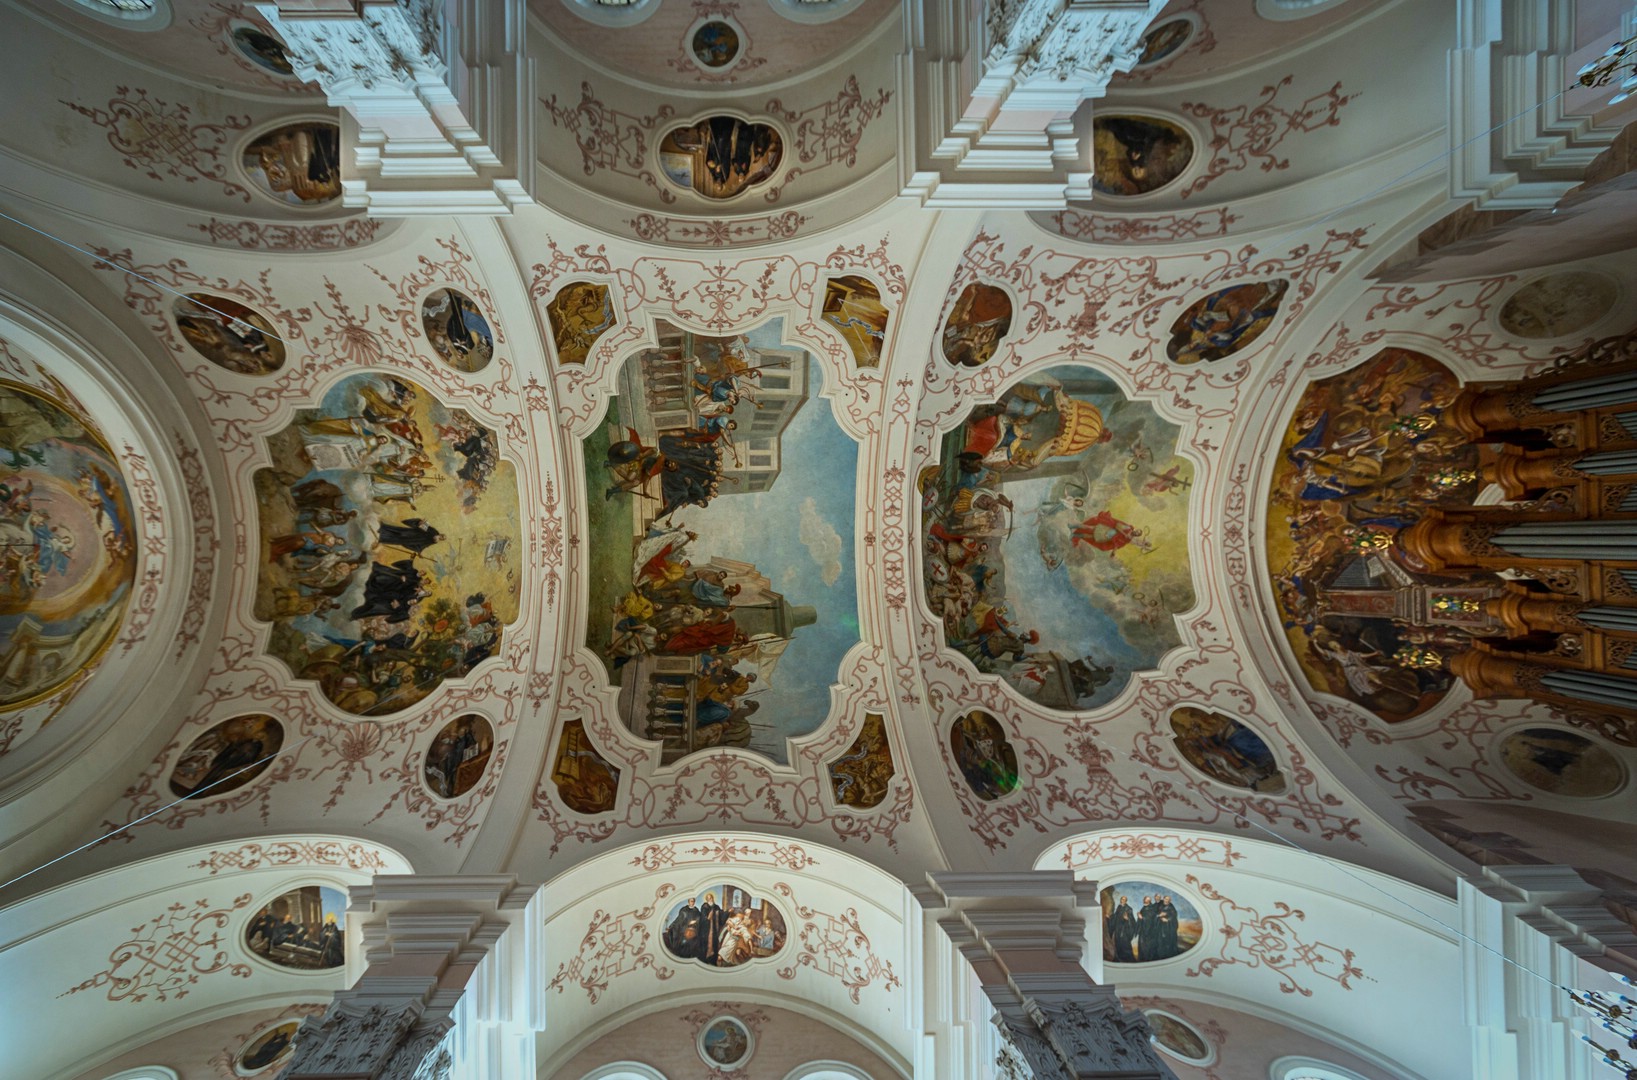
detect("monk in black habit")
[665,898,706,960]
[351,559,424,622]
[1107,895,1137,963]
[377,518,444,557]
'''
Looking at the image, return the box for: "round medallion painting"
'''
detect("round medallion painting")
[0,382,139,711]
[174,293,287,376]
[420,288,496,373]
[169,714,284,798]
[1498,271,1618,339]
[698,1015,753,1069]
[245,884,347,971]
[1100,881,1202,964]
[235,1020,301,1075]
[242,122,342,206]
[232,25,297,77]
[1135,18,1192,67]
[692,20,740,68]
[423,713,494,798]
[1092,115,1194,197]
[1144,1010,1210,1064]
[950,710,1019,800]
[1500,727,1624,798]
[940,282,1013,367]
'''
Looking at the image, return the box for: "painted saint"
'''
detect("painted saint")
[173,293,287,376]
[1135,19,1193,67]
[699,1016,753,1067]
[828,712,895,808]
[1499,271,1618,339]
[1092,115,1194,197]
[0,380,138,711]
[169,714,284,798]
[242,122,342,206]
[920,366,1195,711]
[251,373,520,716]
[423,713,493,798]
[822,274,890,368]
[691,21,740,69]
[420,288,495,373]
[661,884,787,968]
[1266,349,1485,722]
[1168,707,1286,793]
[1144,1010,1210,1062]
[232,24,297,77]
[544,281,616,366]
[551,717,621,814]
[1166,279,1289,364]
[659,117,782,200]
[1100,881,1202,964]
[582,319,859,765]
[940,282,1012,368]
[1500,727,1624,798]
[244,885,346,971]
[236,1020,301,1073]
[950,709,1018,800]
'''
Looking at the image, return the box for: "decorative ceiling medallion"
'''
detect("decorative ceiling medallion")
[1092,115,1195,197]
[1266,349,1477,723]
[1100,880,1203,964]
[0,381,139,711]
[420,287,496,373]
[1143,1008,1211,1064]
[827,711,894,808]
[169,714,285,798]
[697,1013,755,1069]
[251,373,520,715]
[585,318,859,765]
[940,281,1013,368]
[234,1019,301,1075]
[659,117,783,199]
[1499,726,1625,798]
[423,713,494,799]
[1166,279,1289,364]
[920,365,1195,711]
[691,20,741,69]
[1134,18,1194,68]
[244,884,346,971]
[231,23,298,78]
[660,883,787,968]
[822,274,890,369]
[544,280,617,366]
[950,709,1018,801]
[550,717,621,813]
[241,121,342,207]
[1497,270,1619,340]
[1168,707,1286,793]
[173,293,287,376]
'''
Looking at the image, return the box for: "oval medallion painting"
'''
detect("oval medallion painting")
[1498,271,1618,339]
[236,1020,300,1075]
[242,122,342,206]
[1144,1010,1210,1064]
[169,714,284,798]
[698,1015,753,1069]
[420,288,495,373]
[174,293,287,376]
[232,24,297,77]
[0,382,139,711]
[950,710,1019,800]
[423,713,493,798]
[245,885,346,971]
[941,282,1013,367]
[692,20,740,68]
[1101,881,1202,964]
[1500,727,1624,798]
[1167,279,1289,364]
[662,884,787,968]
[1169,707,1286,793]
[659,117,782,199]
[1092,115,1193,196]
[1135,18,1192,67]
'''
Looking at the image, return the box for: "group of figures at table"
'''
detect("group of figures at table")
[661,887,788,968]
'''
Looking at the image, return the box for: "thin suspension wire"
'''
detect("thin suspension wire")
[0,734,314,894]
[0,208,288,344]
[1195,791,1571,991]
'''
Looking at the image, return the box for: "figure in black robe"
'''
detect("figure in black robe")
[665,900,706,960]
[1135,897,1158,961]
[1107,896,1137,963]
[1156,896,1180,959]
[242,1028,293,1068]
[197,734,266,792]
[317,920,344,968]
[350,560,423,622]
[377,518,444,556]
[698,895,727,965]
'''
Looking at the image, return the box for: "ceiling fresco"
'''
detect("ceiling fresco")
[3,0,1637,1076]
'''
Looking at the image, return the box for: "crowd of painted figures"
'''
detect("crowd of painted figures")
[1105,892,1186,963]
[662,891,786,968]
